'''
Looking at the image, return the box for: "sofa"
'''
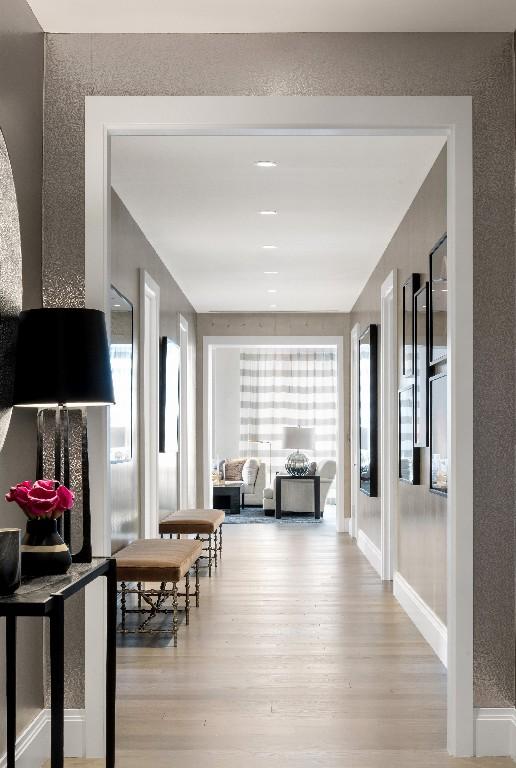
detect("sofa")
[263,459,337,515]
[220,458,267,507]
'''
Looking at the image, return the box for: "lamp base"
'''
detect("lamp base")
[285,451,309,476]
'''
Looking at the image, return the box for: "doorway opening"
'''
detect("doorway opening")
[84,96,473,758]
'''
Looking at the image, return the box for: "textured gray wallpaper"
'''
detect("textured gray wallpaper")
[42,32,515,708]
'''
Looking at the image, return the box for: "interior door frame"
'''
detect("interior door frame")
[139,269,160,539]
[350,323,360,540]
[178,313,189,509]
[85,95,473,757]
[380,269,398,581]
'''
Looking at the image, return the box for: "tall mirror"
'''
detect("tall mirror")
[0,127,22,452]
[109,286,133,463]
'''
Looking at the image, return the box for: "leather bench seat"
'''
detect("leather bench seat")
[159,509,225,535]
[114,538,203,583]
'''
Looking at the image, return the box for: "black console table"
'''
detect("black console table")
[0,558,117,768]
[275,475,321,520]
[213,484,241,515]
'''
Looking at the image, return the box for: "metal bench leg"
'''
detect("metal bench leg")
[219,524,223,557]
[208,533,213,577]
[195,560,200,607]
[176,533,181,540]
[185,572,190,625]
[214,529,218,568]
[137,582,142,609]
[172,582,178,647]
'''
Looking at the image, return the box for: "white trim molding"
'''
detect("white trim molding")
[357,528,382,577]
[0,709,86,768]
[475,708,516,759]
[393,571,447,667]
[85,95,473,756]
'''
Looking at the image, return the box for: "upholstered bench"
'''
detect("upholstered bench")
[114,538,203,646]
[159,509,225,577]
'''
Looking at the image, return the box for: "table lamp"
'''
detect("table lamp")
[282,426,315,476]
[12,308,115,562]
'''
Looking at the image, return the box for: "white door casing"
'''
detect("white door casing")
[380,270,398,581]
[85,95,473,757]
[350,323,360,540]
[178,314,189,509]
[140,269,160,539]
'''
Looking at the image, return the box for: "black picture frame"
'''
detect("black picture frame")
[109,286,134,464]
[359,324,378,497]
[429,234,447,366]
[414,282,429,447]
[159,337,180,454]
[429,372,448,495]
[398,385,420,484]
[402,273,420,377]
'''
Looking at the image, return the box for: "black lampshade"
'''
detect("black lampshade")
[13,308,115,407]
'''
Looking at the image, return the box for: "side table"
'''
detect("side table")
[275,475,321,520]
[213,484,241,515]
[0,558,117,768]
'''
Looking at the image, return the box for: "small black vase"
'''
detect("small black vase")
[0,529,21,595]
[21,519,72,578]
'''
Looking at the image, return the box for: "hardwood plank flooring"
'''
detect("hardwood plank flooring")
[51,518,511,767]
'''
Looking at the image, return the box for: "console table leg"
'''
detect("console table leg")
[6,616,16,768]
[50,599,65,768]
[106,559,117,767]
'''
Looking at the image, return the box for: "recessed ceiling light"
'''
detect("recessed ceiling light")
[113,304,121,308]
[264,271,279,275]
[254,161,277,168]
[267,289,277,294]
[269,304,277,309]
[259,210,277,216]
[262,245,277,250]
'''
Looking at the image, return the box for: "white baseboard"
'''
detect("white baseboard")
[0,708,86,768]
[475,708,516,758]
[393,571,447,667]
[337,517,350,534]
[357,528,382,577]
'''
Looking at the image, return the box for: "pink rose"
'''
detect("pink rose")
[5,480,75,519]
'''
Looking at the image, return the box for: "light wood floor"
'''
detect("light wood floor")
[55,518,511,767]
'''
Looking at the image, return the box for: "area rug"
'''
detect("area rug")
[223,506,323,524]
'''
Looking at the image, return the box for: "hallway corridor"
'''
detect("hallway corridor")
[110,522,509,767]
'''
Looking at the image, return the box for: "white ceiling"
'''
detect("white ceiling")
[26,0,516,32]
[111,135,446,313]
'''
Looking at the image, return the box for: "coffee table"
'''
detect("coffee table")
[213,484,241,515]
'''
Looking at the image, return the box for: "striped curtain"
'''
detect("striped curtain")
[239,348,337,483]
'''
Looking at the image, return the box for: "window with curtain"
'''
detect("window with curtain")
[239,347,337,499]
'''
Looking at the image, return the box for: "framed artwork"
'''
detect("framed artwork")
[359,324,378,497]
[402,273,420,377]
[429,372,448,495]
[429,234,447,365]
[159,337,180,453]
[414,282,429,447]
[398,385,420,484]
[109,286,133,463]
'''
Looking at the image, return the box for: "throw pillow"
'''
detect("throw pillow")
[242,457,260,486]
[224,458,246,481]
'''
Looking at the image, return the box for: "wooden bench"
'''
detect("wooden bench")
[114,538,203,646]
[159,509,225,577]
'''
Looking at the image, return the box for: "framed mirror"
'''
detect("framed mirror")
[414,282,429,447]
[359,324,378,497]
[429,235,447,365]
[430,372,448,495]
[398,385,420,484]
[159,337,180,453]
[402,274,420,377]
[109,286,133,463]
[0,127,22,452]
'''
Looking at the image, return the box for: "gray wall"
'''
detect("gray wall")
[351,147,447,623]
[196,312,350,514]
[41,32,515,707]
[110,189,197,551]
[0,0,44,744]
